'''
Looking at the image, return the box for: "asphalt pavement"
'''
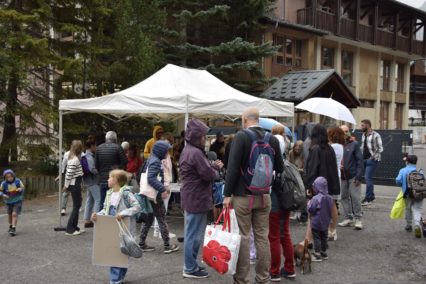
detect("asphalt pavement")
[1,148,426,283]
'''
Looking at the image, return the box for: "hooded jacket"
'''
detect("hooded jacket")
[144,126,164,159]
[308,177,333,231]
[179,119,218,213]
[143,140,171,195]
[0,169,24,205]
[342,138,363,181]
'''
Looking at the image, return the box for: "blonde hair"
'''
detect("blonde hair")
[271,124,285,136]
[69,140,83,159]
[109,169,129,187]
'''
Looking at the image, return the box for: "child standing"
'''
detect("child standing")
[307,176,333,262]
[396,155,424,238]
[139,140,179,254]
[0,169,24,236]
[92,169,141,284]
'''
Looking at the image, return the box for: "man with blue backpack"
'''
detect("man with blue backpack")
[224,107,284,284]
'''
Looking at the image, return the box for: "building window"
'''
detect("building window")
[273,34,302,67]
[322,47,334,69]
[380,101,389,129]
[380,60,391,91]
[395,103,403,129]
[341,50,353,86]
[360,99,374,108]
[395,63,404,93]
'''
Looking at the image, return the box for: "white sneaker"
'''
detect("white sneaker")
[338,219,354,227]
[61,209,66,216]
[354,219,363,230]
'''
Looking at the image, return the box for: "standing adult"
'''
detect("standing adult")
[303,124,340,244]
[269,125,296,281]
[82,140,100,228]
[179,119,223,279]
[288,140,304,173]
[209,131,225,161]
[126,144,143,176]
[95,131,128,208]
[338,125,364,230]
[360,119,383,206]
[143,125,164,159]
[327,126,345,240]
[224,107,284,284]
[63,140,84,235]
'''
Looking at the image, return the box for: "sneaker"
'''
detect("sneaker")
[338,219,354,227]
[182,270,209,279]
[198,265,206,272]
[270,274,281,282]
[9,227,16,236]
[328,230,337,241]
[61,209,66,216]
[405,224,413,232]
[354,219,363,230]
[140,244,155,252]
[65,230,81,236]
[361,200,371,206]
[164,244,179,254]
[280,268,296,279]
[8,225,13,234]
[159,232,176,239]
[414,226,421,238]
[320,252,328,260]
[311,252,322,262]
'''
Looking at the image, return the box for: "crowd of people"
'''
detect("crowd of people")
[3,106,426,284]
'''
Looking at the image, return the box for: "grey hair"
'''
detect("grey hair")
[105,131,117,142]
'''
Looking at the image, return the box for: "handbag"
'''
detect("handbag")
[202,208,241,275]
[139,168,158,203]
[134,193,153,223]
[389,191,406,219]
[117,219,143,258]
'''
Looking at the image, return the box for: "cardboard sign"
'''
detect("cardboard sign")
[92,215,129,268]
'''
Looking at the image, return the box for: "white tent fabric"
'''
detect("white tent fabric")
[59,64,294,118]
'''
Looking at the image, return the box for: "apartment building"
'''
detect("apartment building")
[261,0,426,129]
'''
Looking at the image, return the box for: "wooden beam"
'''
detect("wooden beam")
[312,0,318,28]
[336,0,341,35]
[373,0,378,44]
[394,13,399,50]
[360,9,369,20]
[398,19,410,32]
[343,1,353,15]
[423,20,426,56]
[415,23,424,33]
[355,0,360,40]
[409,19,414,54]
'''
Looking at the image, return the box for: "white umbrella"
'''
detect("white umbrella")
[295,97,356,125]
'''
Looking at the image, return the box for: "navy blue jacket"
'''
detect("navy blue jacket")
[143,141,171,194]
[342,140,363,181]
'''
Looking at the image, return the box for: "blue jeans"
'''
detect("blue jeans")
[183,211,208,273]
[83,184,101,220]
[109,267,127,284]
[99,183,109,210]
[364,159,378,201]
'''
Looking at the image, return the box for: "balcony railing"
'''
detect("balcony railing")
[296,8,425,56]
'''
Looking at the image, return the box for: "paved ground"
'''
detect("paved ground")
[1,148,426,284]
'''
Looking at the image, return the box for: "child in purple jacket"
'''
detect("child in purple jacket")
[307,176,333,262]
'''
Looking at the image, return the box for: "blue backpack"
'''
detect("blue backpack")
[80,155,90,176]
[242,129,275,195]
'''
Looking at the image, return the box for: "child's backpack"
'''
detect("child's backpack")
[80,155,90,176]
[273,160,306,211]
[407,170,426,201]
[241,129,275,195]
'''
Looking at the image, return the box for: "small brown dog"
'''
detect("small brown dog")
[294,239,312,274]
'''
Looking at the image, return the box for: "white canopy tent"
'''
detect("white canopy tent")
[55,64,293,229]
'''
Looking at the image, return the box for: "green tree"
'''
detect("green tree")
[159,0,277,94]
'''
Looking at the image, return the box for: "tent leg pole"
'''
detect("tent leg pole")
[54,110,66,231]
[184,95,189,129]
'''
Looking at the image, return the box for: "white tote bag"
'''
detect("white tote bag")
[139,168,157,203]
[202,208,241,275]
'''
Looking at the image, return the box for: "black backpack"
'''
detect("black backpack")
[407,170,426,201]
[273,160,306,211]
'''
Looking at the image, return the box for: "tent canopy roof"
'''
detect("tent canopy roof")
[59,64,293,120]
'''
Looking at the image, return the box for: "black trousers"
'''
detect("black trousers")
[312,228,328,253]
[66,177,82,233]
